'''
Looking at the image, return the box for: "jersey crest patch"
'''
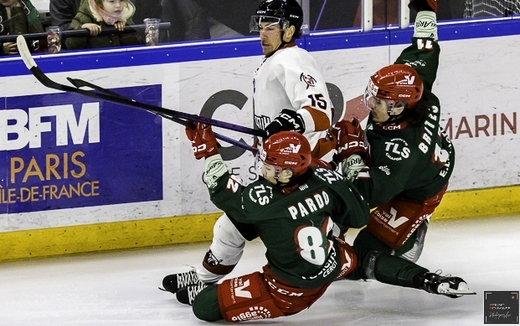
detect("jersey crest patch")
[248,184,274,206]
[314,167,342,184]
[384,138,410,161]
[299,73,317,89]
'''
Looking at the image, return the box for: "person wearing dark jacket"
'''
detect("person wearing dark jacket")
[0,0,44,55]
[160,0,209,42]
[50,0,81,31]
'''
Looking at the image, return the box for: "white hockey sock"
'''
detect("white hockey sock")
[196,263,226,283]
[414,11,437,41]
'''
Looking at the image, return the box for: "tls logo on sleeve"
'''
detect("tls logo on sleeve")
[248,184,274,205]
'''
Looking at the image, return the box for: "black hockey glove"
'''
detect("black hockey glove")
[408,0,437,13]
[265,109,305,137]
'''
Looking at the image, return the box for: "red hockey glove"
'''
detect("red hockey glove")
[265,109,305,138]
[408,0,437,13]
[331,118,367,162]
[185,121,219,160]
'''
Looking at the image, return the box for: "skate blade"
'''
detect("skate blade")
[158,286,175,294]
[439,282,477,297]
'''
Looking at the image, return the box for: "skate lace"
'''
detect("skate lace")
[428,270,458,293]
[422,270,472,298]
[177,270,200,288]
[187,283,207,305]
[424,270,444,292]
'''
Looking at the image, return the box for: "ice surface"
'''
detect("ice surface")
[1,215,519,325]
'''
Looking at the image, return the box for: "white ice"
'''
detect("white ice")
[1,215,519,326]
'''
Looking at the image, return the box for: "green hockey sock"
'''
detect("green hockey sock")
[192,285,223,321]
[373,253,429,288]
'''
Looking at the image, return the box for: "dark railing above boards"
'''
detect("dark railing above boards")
[0,22,171,43]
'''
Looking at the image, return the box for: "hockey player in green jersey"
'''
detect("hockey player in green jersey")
[168,122,473,323]
[333,0,451,263]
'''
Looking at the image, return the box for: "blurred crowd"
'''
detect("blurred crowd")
[2,0,518,55]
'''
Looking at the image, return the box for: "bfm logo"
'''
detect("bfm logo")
[0,88,163,213]
[1,103,100,151]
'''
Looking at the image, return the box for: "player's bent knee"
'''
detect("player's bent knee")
[192,285,223,322]
[212,214,246,254]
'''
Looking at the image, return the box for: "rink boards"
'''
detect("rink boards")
[1,17,520,261]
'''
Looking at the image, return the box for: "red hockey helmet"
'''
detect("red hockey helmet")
[365,64,424,109]
[260,131,312,178]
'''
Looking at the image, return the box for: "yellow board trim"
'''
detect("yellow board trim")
[433,185,520,219]
[2,185,520,262]
[1,213,221,263]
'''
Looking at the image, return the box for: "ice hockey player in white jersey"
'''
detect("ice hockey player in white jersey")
[250,0,336,160]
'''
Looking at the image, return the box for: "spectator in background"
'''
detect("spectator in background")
[0,0,45,55]
[50,0,162,31]
[160,0,210,42]
[132,0,161,24]
[65,0,143,50]
[50,0,80,30]
[191,0,259,37]
[52,0,161,48]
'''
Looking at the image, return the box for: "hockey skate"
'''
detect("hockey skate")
[176,283,208,305]
[159,269,205,294]
[417,271,476,298]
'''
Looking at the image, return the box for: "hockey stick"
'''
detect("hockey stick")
[66,77,194,127]
[16,35,266,139]
[66,77,258,153]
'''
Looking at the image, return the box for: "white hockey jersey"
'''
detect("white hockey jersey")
[252,45,333,151]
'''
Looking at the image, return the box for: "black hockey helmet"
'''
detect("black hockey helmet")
[250,0,304,39]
